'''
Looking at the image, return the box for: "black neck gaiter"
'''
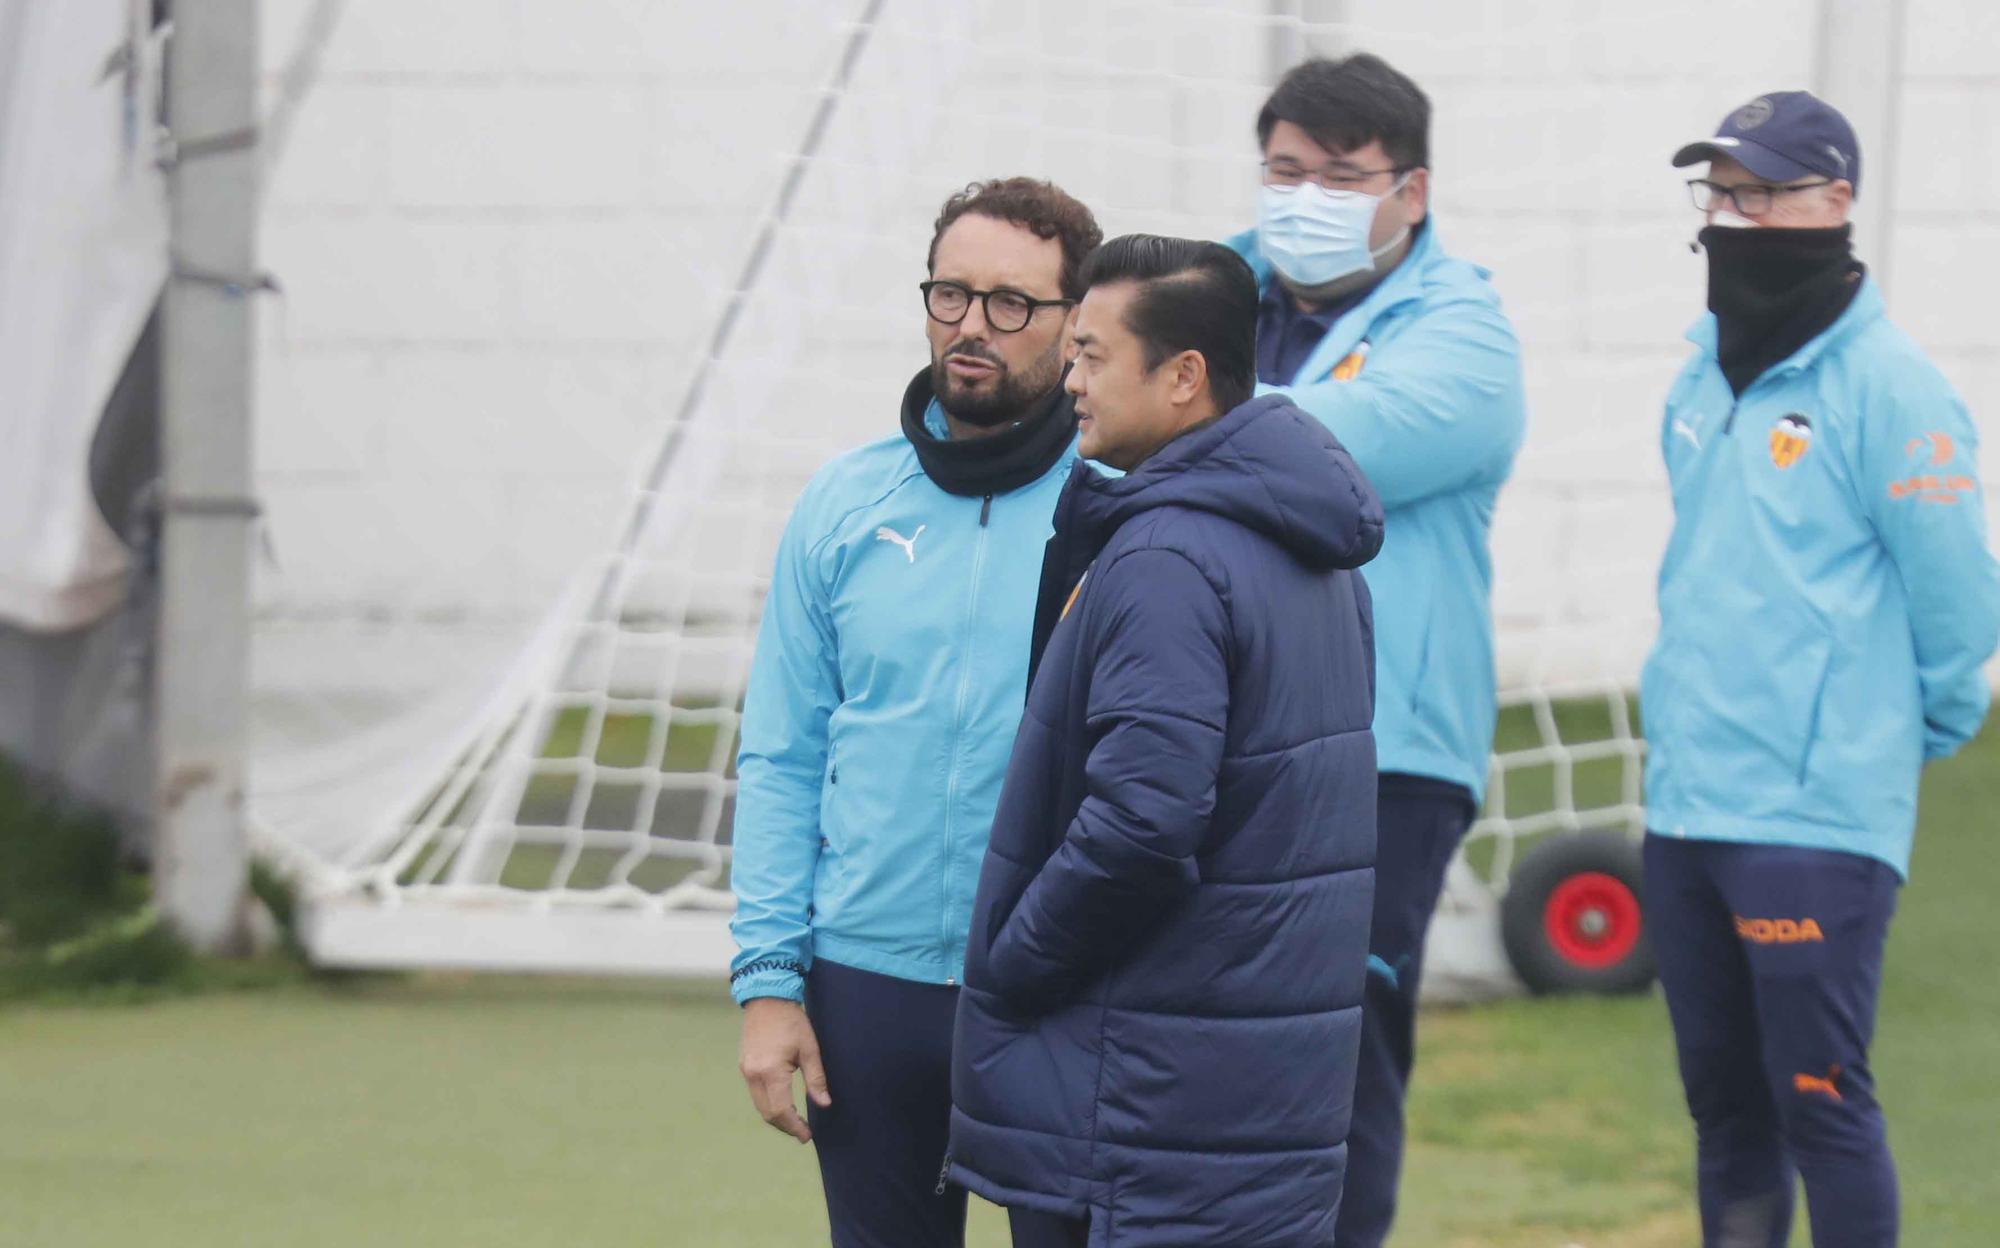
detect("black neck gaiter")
[1702,223,1863,396]
[898,367,1077,498]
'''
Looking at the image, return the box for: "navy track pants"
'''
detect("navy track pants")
[804,960,1088,1248]
[1643,834,1900,1248]
[1334,775,1476,1248]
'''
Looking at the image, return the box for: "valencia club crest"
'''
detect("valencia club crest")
[1769,413,1812,469]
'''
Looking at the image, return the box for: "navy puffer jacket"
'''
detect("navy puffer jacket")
[948,393,1385,1246]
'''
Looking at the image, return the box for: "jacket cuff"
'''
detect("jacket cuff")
[1923,718,1968,762]
[730,956,807,1007]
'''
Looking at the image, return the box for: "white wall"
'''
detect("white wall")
[255,0,840,626]
[252,0,2000,700]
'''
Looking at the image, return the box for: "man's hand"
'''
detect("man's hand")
[738,997,832,1143]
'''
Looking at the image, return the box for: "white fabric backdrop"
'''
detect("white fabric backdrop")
[0,0,167,632]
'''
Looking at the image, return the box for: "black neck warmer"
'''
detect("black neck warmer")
[898,367,1077,498]
[1702,223,1864,396]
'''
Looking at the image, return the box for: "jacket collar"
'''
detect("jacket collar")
[1226,220,1458,386]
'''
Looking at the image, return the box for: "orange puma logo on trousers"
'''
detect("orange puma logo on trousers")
[1794,1065,1843,1101]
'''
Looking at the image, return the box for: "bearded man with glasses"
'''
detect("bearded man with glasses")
[1223,53,1527,1248]
[730,177,1101,1248]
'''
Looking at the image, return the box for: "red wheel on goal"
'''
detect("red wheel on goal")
[1500,830,1657,995]
[1542,871,1642,969]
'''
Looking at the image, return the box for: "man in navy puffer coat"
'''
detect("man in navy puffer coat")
[950,235,1386,1247]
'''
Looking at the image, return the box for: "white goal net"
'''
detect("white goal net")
[247,0,1973,991]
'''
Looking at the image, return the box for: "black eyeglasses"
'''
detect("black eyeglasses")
[1261,161,1411,192]
[1686,177,1834,217]
[920,280,1072,334]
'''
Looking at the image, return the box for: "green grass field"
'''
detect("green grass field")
[1,725,1994,1246]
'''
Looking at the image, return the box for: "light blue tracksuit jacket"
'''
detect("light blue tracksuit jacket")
[1641,277,2000,877]
[1226,223,1526,798]
[728,407,1074,1005]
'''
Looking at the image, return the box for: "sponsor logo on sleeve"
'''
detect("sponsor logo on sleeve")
[1889,432,1975,503]
[1905,431,1955,466]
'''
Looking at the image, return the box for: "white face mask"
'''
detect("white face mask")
[1255,173,1412,288]
[1708,208,1760,229]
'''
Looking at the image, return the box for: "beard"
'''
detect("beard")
[930,339,1065,428]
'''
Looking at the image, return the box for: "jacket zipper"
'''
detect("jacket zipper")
[1663,385,1739,825]
[939,495,993,982]
[1721,351,1808,434]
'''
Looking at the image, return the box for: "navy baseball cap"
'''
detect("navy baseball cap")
[1672,90,1861,197]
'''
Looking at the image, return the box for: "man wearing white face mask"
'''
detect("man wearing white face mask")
[1224,53,1526,1248]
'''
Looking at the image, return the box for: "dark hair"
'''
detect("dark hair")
[1078,235,1259,414]
[1256,53,1431,172]
[927,177,1103,300]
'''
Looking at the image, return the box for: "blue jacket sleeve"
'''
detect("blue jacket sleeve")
[728,493,842,1004]
[1260,291,1525,509]
[985,548,1228,1012]
[1855,374,2000,760]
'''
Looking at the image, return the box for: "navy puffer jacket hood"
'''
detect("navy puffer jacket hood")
[950,394,1384,1246]
[1092,400,1382,567]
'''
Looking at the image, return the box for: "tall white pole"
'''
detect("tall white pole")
[1268,0,1307,82]
[154,0,260,954]
[1816,0,1906,291]
[1267,0,1351,81]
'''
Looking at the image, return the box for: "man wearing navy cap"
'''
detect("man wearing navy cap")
[1642,90,2000,1247]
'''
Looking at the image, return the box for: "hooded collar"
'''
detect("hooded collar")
[898,367,1078,498]
[1026,393,1383,685]
[1061,392,1383,572]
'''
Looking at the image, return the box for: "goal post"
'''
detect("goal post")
[243,0,1968,991]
